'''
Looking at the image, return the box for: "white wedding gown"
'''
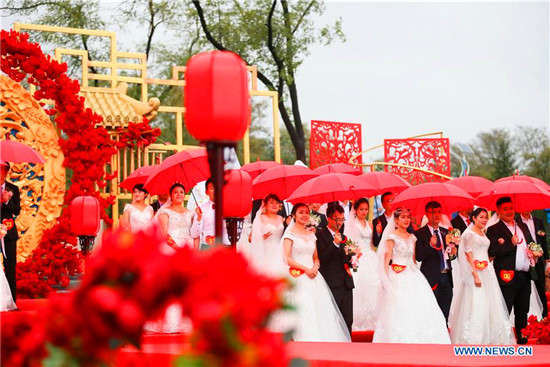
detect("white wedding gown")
[249,215,286,278]
[374,234,450,344]
[123,204,154,233]
[1,264,16,312]
[278,231,351,342]
[449,229,515,344]
[145,207,194,333]
[345,220,380,331]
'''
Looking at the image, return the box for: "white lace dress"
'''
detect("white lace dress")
[249,216,286,278]
[123,204,154,233]
[449,229,515,344]
[374,234,451,344]
[145,207,194,333]
[279,231,351,342]
[349,221,380,331]
[157,207,194,248]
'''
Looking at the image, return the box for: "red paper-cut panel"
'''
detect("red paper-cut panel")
[384,138,450,185]
[310,120,362,169]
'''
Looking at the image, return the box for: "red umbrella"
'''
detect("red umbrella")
[241,161,280,180]
[447,175,493,199]
[392,182,475,215]
[360,172,411,194]
[313,163,361,176]
[1,140,45,164]
[495,175,550,192]
[144,148,210,195]
[287,173,379,204]
[120,165,159,190]
[252,165,318,200]
[476,180,550,212]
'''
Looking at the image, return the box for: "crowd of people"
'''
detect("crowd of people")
[1,162,549,345]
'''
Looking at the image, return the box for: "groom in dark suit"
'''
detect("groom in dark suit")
[415,201,457,322]
[1,163,21,302]
[316,203,354,334]
[487,197,534,344]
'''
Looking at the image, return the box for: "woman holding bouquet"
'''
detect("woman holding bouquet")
[249,194,286,277]
[279,203,351,342]
[374,207,450,343]
[344,198,380,331]
[449,208,515,344]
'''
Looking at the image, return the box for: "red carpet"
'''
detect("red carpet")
[4,298,550,366]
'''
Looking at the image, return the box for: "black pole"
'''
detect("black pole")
[206,143,226,245]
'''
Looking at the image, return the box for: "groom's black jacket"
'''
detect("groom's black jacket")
[315,227,354,290]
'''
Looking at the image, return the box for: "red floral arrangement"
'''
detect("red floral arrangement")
[116,118,161,149]
[522,315,550,344]
[1,228,289,366]
[0,29,159,298]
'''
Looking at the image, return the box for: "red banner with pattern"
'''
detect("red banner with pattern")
[310,120,362,169]
[384,138,450,185]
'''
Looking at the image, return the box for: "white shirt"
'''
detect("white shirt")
[504,221,530,272]
[428,224,450,270]
[521,215,536,243]
[190,200,230,245]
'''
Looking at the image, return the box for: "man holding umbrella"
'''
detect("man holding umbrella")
[1,163,20,302]
[487,197,534,344]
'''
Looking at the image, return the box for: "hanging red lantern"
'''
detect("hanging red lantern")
[223,169,252,218]
[70,196,100,256]
[185,51,250,142]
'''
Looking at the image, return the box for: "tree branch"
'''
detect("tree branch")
[291,0,316,35]
[191,0,226,51]
[0,1,60,14]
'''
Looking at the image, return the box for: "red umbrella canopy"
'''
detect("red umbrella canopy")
[392,182,475,216]
[120,165,159,190]
[495,175,550,192]
[0,140,45,164]
[144,148,210,195]
[360,171,411,194]
[287,173,379,204]
[447,175,493,199]
[252,165,318,200]
[476,180,550,212]
[241,160,281,180]
[313,163,361,176]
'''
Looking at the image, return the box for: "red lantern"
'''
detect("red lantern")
[223,170,252,218]
[70,196,100,236]
[184,51,250,142]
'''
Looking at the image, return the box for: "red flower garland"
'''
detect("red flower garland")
[0,30,160,298]
[1,229,289,366]
[522,315,550,344]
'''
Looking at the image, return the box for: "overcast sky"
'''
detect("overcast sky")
[297,1,549,157]
[2,1,548,160]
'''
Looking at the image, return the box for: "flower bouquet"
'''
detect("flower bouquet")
[522,315,550,344]
[342,237,362,272]
[305,213,321,232]
[527,242,544,267]
[445,227,461,260]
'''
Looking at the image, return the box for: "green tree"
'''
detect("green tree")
[190,0,344,163]
[467,128,517,180]
[514,126,550,183]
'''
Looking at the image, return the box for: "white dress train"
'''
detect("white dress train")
[145,207,194,333]
[277,231,351,342]
[448,229,515,344]
[374,234,450,344]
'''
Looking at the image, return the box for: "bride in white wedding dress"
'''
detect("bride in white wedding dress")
[344,198,380,331]
[374,207,450,344]
[448,208,515,344]
[1,225,17,312]
[279,203,351,342]
[145,183,196,333]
